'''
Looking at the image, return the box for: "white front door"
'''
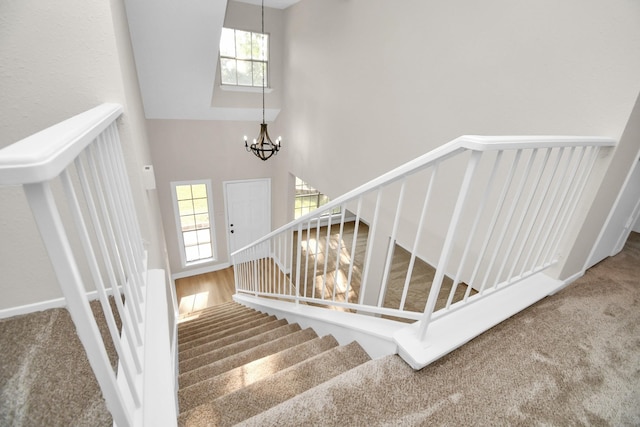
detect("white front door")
[224,179,271,261]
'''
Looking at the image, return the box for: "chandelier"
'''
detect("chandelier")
[244,0,281,161]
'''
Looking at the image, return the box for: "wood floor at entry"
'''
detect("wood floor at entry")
[176,221,474,322]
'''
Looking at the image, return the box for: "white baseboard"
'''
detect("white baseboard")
[548,270,585,296]
[171,262,231,281]
[0,289,103,320]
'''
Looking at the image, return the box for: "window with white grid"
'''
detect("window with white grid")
[171,180,216,266]
[294,177,340,219]
[219,27,269,88]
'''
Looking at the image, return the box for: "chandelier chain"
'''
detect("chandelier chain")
[242,0,281,161]
[262,0,265,124]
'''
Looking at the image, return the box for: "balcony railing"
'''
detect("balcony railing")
[232,135,615,368]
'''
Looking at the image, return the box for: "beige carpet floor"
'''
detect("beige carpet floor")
[242,232,640,426]
[0,300,118,427]
[1,233,639,425]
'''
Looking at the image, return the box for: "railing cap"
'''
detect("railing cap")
[0,103,123,185]
[458,135,616,151]
[231,134,616,257]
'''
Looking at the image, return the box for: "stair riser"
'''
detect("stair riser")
[179,323,303,373]
[178,311,265,340]
[177,302,240,321]
[178,315,276,352]
[180,300,235,314]
[178,333,337,413]
[177,341,371,426]
[179,325,317,388]
[178,307,255,332]
[179,319,288,362]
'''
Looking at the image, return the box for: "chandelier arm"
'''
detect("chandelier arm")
[241,0,281,161]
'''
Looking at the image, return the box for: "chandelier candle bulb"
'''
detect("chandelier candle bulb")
[240,0,283,161]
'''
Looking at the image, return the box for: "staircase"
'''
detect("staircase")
[176,301,373,426]
[1,105,619,426]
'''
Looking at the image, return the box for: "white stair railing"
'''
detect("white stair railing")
[0,104,176,426]
[232,135,615,366]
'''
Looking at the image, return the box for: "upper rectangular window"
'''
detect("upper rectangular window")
[219,27,269,87]
[171,180,216,266]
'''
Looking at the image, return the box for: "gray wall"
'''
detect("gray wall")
[148,119,276,276]
[562,94,640,276]
[0,0,167,309]
[148,0,640,281]
[273,0,640,280]
[149,1,286,277]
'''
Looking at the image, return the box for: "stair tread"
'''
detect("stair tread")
[178,334,338,413]
[237,355,410,427]
[179,301,237,315]
[179,318,288,362]
[177,341,371,427]
[178,302,242,322]
[178,312,268,343]
[178,306,256,332]
[178,326,318,388]
[178,315,277,352]
[178,312,268,344]
[179,323,303,374]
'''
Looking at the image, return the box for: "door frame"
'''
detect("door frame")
[223,178,272,262]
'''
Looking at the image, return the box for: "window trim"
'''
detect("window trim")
[171,179,217,267]
[219,85,273,94]
[219,27,270,88]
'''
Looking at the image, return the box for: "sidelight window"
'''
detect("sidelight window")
[294,177,340,219]
[171,180,216,266]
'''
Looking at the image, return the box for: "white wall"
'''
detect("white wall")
[0,0,166,309]
[143,0,640,283]
[567,94,640,273]
[147,1,286,277]
[148,119,277,276]
[212,1,285,112]
[123,0,227,120]
[273,0,640,280]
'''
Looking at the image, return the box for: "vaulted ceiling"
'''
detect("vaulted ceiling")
[124,0,298,120]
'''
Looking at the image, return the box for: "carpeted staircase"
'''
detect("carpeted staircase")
[176,301,372,426]
[2,233,638,425]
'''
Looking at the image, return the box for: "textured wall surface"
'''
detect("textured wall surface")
[275,0,640,279]
[0,0,165,309]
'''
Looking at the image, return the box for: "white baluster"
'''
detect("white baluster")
[24,181,131,427]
